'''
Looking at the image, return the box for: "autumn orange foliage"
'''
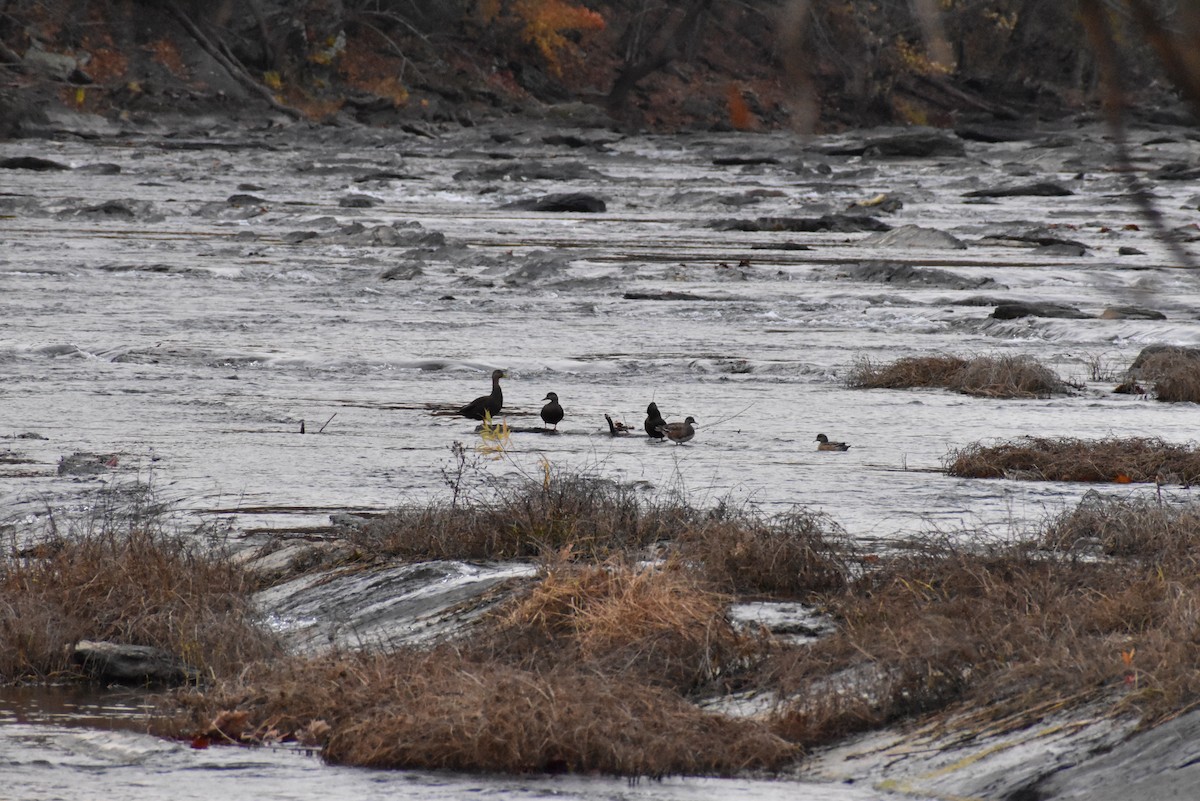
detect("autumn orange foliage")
[481,0,605,75]
[726,83,752,129]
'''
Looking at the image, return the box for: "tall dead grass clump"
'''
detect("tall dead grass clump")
[165,648,798,776]
[847,354,1074,398]
[946,436,1200,483]
[764,535,1171,747]
[676,508,852,597]
[0,520,276,682]
[476,559,751,693]
[352,473,697,561]
[947,355,1072,398]
[1129,348,1200,403]
[1040,493,1200,567]
[846,354,967,388]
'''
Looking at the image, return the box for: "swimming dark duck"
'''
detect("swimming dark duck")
[458,369,505,420]
[659,416,697,445]
[816,433,850,451]
[645,402,666,439]
[540,392,564,430]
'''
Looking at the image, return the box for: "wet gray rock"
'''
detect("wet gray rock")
[381,262,425,281]
[964,181,1075,197]
[0,155,68,171]
[624,290,735,301]
[73,639,197,685]
[57,452,118,475]
[60,199,158,221]
[1118,246,1146,256]
[502,192,607,212]
[953,122,1038,142]
[339,193,382,208]
[711,214,890,233]
[75,162,121,175]
[822,129,966,158]
[1149,162,1200,181]
[503,250,573,286]
[454,160,606,182]
[826,262,997,290]
[991,302,1092,319]
[712,155,782,166]
[977,228,1088,252]
[332,224,445,249]
[0,89,51,138]
[1100,306,1166,320]
[1029,707,1200,801]
[861,224,967,250]
[22,45,76,80]
[1129,344,1200,373]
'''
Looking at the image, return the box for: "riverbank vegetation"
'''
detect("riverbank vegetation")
[8,473,1200,777]
[0,489,275,682]
[946,436,1200,483]
[847,353,1077,398]
[0,1,1188,133]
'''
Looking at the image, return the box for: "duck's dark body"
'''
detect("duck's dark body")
[540,392,564,429]
[816,433,850,451]
[459,369,505,420]
[645,402,666,439]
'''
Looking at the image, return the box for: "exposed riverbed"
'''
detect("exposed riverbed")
[2,109,1199,799]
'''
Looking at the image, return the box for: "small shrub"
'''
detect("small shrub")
[676,508,852,598]
[846,354,968,389]
[165,648,798,777]
[847,354,1074,398]
[477,559,750,693]
[762,533,1181,748]
[1040,493,1200,566]
[1126,346,1200,402]
[947,355,1072,398]
[0,506,275,681]
[946,436,1200,483]
[352,472,697,561]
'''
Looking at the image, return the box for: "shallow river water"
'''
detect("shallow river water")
[2,111,1199,798]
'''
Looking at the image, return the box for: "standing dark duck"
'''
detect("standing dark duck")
[816,433,850,451]
[457,369,505,420]
[660,416,697,445]
[540,392,564,430]
[644,402,666,439]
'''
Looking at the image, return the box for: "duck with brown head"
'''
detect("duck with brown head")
[659,416,697,445]
[816,433,850,451]
[458,369,505,420]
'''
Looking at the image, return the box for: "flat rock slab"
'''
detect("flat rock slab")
[860,224,967,250]
[992,301,1092,319]
[255,559,537,652]
[73,640,197,685]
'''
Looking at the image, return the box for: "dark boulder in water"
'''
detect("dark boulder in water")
[991,302,1092,320]
[503,192,607,212]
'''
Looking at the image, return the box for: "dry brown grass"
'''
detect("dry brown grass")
[164,648,798,776]
[946,436,1200,483]
[1040,493,1200,565]
[351,473,697,561]
[846,354,968,389]
[1130,348,1200,403]
[764,520,1200,747]
[675,508,852,598]
[474,559,752,693]
[847,354,1075,398]
[0,518,276,682]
